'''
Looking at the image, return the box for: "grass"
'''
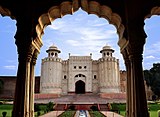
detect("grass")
[112,102,160,117]
[0,104,13,117]
[89,111,106,117]
[58,111,76,117]
[120,111,158,117]
[149,111,158,117]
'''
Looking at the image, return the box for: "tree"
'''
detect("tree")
[144,63,160,98]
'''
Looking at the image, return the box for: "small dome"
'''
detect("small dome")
[102,45,112,50]
[49,45,58,50]
[46,44,61,53]
[100,44,114,53]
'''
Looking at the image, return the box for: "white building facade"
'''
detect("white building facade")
[40,45,120,95]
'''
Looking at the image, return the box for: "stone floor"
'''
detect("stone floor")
[35,94,126,104]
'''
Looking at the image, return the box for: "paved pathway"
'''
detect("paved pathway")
[101,111,124,117]
[39,111,64,117]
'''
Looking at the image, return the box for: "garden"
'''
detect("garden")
[0,101,160,117]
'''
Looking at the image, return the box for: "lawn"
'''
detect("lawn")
[58,111,76,117]
[89,111,106,117]
[0,104,47,117]
[0,104,13,117]
[120,111,158,117]
[112,102,160,117]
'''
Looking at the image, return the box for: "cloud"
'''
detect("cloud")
[6,60,17,63]
[4,65,17,70]
[66,40,79,46]
[145,55,155,59]
[41,9,121,70]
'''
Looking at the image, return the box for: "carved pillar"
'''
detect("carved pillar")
[121,49,131,117]
[13,42,34,117]
[12,19,42,117]
[125,20,149,117]
[24,46,35,117]
[29,50,38,117]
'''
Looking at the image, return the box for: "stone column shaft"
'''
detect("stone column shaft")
[122,49,131,117]
[29,51,38,117]
[129,54,149,117]
[24,61,31,117]
[120,18,149,117]
[13,59,27,117]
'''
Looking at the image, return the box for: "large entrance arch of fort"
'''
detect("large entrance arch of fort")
[1,0,159,117]
[75,80,85,94]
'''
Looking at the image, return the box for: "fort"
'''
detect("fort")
[0,45,153,101]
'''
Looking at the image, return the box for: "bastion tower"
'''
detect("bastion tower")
[99,45,120,93]
[40,45,62,94]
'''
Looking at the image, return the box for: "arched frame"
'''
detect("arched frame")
[36,0,127,51]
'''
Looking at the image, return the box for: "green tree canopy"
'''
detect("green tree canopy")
[144,63,160,97]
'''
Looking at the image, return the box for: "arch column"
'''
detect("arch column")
[122,20,149,117]
[29,50,39,117]
[12,20,42,117]
[121,49,131,117]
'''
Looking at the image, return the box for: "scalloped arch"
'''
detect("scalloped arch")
[145,6,160,19]
[0,6,15,19]
[37,0,125,43]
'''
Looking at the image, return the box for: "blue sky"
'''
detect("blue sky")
[0,9,160,76]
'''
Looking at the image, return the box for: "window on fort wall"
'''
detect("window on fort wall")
[94,75,97,79]
[74,66,76,69]
[64,75,67,79]
[84,66,87,69]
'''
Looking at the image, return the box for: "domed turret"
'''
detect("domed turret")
[46,44,61,58]
[100,45,114,58]
[40,44,62,94]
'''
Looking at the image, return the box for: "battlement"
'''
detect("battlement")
[69,56,92,61]
[42,57,62,63]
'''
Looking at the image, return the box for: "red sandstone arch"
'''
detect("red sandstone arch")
[0,6,15,19]
[36,0,127,49]
[145,6,160,19]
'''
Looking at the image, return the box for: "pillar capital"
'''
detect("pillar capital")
[31,50,39,65]
[126,43,143,63]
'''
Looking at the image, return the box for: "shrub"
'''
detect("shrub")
[46,102,54,112]
[68,105,75,110]
[34,104,40,112]
[37,111,41,116]
[2,111,7,117]
[90,105,98,111]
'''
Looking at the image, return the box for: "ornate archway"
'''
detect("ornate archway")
[1,0,157,116]
[75,80,85,94]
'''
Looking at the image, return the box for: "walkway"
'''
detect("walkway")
[39,111,64,117]
[101,111,124,117]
